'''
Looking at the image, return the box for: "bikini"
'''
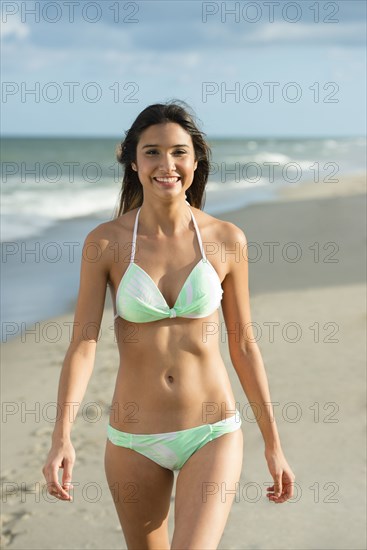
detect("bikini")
[114,200,224,323]
[107,200,242,471]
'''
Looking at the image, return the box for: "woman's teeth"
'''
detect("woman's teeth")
[155,177,180,183]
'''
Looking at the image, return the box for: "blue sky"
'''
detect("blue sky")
[1,0,366,137]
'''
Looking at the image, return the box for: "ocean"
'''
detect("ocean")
[1,136,365,341]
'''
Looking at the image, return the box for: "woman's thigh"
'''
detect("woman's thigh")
[104,439,175,550]
[172,428,244,550]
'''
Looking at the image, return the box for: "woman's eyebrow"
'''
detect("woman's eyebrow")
[141,144,190,149]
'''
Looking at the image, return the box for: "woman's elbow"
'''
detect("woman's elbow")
[229,341,261,368]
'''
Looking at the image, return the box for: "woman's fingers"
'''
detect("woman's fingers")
[50,466,72,500]
[267,476,294,502]
[266,472,282,500]
[43,464,73,500]
[264,449,296,502]
[42,443,76,501]
[274,473,282,497]
[61,459,74,494]
[265,454,296,503]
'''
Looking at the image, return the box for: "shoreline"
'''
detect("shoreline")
[1,172,366,549]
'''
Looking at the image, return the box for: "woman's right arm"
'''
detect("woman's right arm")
[42,226,110,501]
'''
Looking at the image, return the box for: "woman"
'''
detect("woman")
[42,100,295,549]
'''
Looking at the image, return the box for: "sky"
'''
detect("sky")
[1,0,366,137]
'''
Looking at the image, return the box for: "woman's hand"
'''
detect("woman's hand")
[264,447,295,503]
[42,440,76,501]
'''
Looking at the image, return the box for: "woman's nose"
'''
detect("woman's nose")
[159,154,176,172]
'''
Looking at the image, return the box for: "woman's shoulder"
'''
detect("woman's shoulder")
[83,209,138,246]
[87,208,137,239]
[194,206,247,245]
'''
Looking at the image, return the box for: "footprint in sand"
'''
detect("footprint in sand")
[0,510,33,547]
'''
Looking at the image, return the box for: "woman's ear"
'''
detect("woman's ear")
[132,162,137,171]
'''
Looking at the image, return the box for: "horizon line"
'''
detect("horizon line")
[1,134,365,140]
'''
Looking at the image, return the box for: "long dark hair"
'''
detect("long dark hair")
[114,100,211,216]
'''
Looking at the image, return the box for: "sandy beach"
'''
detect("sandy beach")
[1,173,366,550]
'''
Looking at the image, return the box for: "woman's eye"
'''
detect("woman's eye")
[145,149,186,156]
[146,149,187,157]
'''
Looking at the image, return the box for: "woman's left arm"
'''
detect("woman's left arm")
[220,223,295,503]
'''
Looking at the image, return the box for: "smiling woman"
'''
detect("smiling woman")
[42,99,295,550]
[132,122,198,199]
[115,101,210,214]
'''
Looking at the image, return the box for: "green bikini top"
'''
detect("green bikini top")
[114,200,223,323]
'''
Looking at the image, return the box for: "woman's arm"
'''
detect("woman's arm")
[42,225,110,500]
[221,223,295,503]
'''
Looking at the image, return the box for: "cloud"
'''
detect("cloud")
[239,21,367,47]
[3,0,365,54]
[1,1,365,82]
[0,15,30,40]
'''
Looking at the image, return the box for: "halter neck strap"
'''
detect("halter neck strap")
[130,200,206,263]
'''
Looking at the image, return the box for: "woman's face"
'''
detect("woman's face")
[132,122,198,202]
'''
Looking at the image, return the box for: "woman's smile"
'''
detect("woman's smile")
[153,176,181,188]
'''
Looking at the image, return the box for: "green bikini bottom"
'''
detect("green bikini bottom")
[107,410,242,472]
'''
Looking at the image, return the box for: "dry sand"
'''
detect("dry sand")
[1,173,366,549]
